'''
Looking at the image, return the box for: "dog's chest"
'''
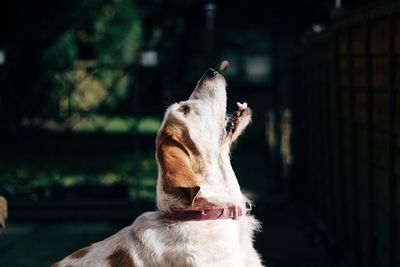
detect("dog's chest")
[157,220,243,266]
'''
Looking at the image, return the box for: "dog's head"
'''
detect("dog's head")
[156,68,252,211]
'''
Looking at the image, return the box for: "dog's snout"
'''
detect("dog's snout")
[190,67,226,100]
[205,68,218,78]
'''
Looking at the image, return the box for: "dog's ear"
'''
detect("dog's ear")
[157,136,198,189]
[156,119,201,204]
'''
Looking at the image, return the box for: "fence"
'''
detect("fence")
[291,2,400,267]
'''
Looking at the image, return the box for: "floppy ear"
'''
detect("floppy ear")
[156,126,200,205]
[158,136,197,188]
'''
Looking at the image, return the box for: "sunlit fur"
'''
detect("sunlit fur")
[53,71,264,267]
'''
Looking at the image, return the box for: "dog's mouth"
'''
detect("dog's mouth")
[225,102,249,135]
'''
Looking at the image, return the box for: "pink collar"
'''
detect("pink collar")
[165,205,245,221]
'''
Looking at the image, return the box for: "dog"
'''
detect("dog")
[53,68,263,267]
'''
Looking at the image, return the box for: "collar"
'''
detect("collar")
[165,202,252,221]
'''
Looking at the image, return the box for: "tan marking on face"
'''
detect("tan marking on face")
[157,116,203,184]
[156,114,206,204]
[107,248,135,267]
[69,246,91,259]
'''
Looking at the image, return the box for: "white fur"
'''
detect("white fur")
[54,70,264,267]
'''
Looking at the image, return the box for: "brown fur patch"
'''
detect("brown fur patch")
[69,246,91,259]
[107,248,135,267]
[156,116,205,192]
[50,263,59,267]
[158,115,201,156]
[157,135,198,190]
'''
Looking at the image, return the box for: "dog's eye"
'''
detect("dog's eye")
[178,105,190,115]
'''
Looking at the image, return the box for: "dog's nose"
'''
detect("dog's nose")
[205,68,219,78]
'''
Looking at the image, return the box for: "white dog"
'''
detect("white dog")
[53,68,263,267]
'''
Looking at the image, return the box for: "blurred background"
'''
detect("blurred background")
[0,0,399,266]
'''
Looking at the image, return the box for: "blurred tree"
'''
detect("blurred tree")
[42,0,143,116]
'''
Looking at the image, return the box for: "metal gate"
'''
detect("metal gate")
[293,2,400,266]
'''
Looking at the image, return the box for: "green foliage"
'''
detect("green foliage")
[0,1,163,199]
[92,0,143,65]
[70,115,161,133]
[0,152,158,201]
[137,117,162,134]
[43,31,78,72]
[43,0,144,114]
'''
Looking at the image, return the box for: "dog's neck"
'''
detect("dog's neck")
[156,147,244,213]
